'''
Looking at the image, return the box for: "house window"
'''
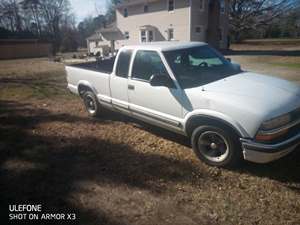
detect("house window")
[124,8,128,17]
[140,30,147,42]
[167,28,174,41]
[148,30,154,42]
[195,26,202,34]
[199,0,204,10]
[144,5,148,13]
[168,0,174,11]
[140,30,155,42]
[124,31,129,39]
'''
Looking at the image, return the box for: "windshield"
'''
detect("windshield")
[163,45,241,89]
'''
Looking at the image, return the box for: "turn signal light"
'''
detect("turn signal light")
[255,129,289,142]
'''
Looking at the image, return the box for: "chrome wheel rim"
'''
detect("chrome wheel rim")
[197,131,229,162]
[84,95,96,114]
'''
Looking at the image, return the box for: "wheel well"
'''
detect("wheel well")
[78,84,93,97]
[185,116,242,138]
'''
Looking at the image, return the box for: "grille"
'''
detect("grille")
[291,107,300,122]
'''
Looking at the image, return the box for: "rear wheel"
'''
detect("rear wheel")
[82,91,101,117]
[191,125,242,167]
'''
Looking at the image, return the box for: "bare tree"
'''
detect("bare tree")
[38,0,71,51]
[229,0,294,41]
[21,0,42,36]
[0,0,23,32]
[105,0,122,24]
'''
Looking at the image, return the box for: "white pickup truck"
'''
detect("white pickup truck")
[66,42,300,167]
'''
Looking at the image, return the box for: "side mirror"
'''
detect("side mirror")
[232,62,242,71]
[149,74,175,88]
[226,58,232,62]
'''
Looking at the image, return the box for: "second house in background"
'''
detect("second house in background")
[87,0,229,55]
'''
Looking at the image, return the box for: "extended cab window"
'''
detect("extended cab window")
[132,51,168,81]
[115,50,132,78]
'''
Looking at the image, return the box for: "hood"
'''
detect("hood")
[184,72,300,136]
[203,72,300,99]
[199,72,300,117]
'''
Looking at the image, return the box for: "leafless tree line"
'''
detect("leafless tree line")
[229,0,299,41]
[0,0,76,51]
[1,0,299,50]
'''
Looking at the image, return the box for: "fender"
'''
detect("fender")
[77,80,113,106]
[77,80,98,95]
[183,109,251,138]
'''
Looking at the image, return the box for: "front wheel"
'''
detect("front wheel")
[82,91,101,117]
[191,125,242,167]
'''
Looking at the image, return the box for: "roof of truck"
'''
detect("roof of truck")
[121,41,207,52]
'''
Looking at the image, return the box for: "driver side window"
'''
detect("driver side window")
[132,50,169,81]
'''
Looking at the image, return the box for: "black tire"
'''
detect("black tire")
[191,125,242,168]
[82,91,101,117]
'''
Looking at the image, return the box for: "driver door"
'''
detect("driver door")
[128,50,183,130]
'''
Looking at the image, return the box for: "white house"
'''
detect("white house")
[87,0,229,55]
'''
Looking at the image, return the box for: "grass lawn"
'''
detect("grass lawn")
[229,40,300,83]
[242,38,300,45]
[270,62,300,69]
[0,58,74,100]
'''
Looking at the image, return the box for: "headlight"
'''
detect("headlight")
[261,114,291,130]
[256,114,291,142]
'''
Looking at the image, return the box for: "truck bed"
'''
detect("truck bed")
[70,57,115,74]
[66,57,114,98]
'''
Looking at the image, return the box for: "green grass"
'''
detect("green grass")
[270,62,300,69]
[0,59,75,100]
[242,38,300,45]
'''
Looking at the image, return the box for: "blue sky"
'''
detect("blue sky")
[69,0,108,23]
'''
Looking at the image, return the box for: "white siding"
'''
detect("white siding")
[190,0,208,42]
[88,40,110,55]
[115,0,190,49]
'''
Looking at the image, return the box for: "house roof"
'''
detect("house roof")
[116,0,159,8]
[87,25,124,42]
[139,25,157,29]
[88,23,122,41]
[95,23,117,33]
[87,33,102,41]
[99,27,119,34]
[116,0,224,8]
[100,26,124,40]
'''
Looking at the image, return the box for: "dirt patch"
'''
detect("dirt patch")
[0,54,300,225]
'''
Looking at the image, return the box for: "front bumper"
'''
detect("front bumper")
[240,132,300,163]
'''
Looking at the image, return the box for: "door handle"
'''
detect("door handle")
[128,84,135,90]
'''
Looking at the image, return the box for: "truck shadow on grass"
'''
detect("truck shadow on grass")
[99,109,191,148]
[0,100,299,224]
[240,150,300,189]
[0,100,204,224]
[98,107,300,188]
